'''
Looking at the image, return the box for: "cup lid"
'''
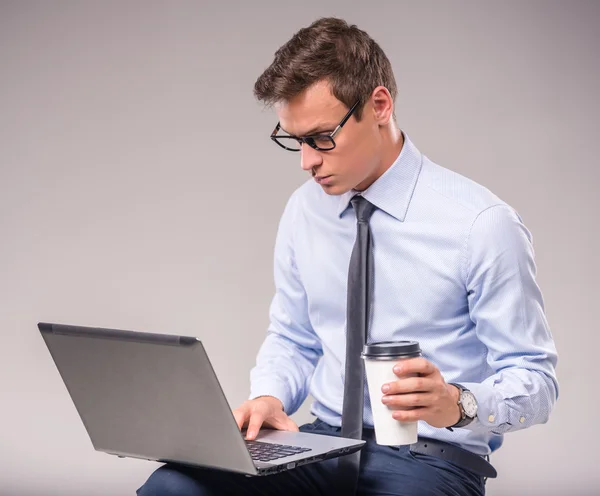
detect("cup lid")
[361,340,421,358]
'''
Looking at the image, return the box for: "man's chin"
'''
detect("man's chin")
[319,183,351,196]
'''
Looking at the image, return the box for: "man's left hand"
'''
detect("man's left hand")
[380,357,461,429]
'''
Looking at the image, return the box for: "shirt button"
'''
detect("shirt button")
[488,414,495,423]
[519,416,525,423]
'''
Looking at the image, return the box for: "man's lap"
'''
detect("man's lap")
[136,418,485,496]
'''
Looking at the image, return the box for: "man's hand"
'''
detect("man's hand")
[232,396,299,441]
[380,357,462,429]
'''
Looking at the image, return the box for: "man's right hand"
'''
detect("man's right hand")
[232,396,299,441]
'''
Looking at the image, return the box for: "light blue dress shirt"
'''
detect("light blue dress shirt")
[249,133,559,455]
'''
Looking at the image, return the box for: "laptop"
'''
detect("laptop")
[38,322,365,476]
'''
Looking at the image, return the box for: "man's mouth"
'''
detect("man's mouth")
[314,175,333,185]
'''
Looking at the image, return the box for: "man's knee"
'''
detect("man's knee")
[137,465,210,496]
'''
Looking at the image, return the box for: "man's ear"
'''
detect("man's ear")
[370,86,394,126]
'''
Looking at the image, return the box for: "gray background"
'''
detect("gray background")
[1,1,598,494]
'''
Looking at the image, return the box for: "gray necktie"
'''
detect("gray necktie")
[338,195,376,493]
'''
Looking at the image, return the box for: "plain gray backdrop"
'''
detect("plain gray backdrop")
[1,1,598,494]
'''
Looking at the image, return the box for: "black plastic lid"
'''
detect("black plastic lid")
[361,340,421,358]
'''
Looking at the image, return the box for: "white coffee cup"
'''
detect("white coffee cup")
[362,341,422,446]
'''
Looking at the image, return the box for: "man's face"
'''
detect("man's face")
[276,81,383,195]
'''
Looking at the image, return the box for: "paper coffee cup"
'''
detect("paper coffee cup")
[362,341,421,446]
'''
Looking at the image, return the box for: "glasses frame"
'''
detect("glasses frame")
[270,100,361,152]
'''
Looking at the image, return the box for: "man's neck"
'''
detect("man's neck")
[355,127,404,192]
[382,126,405,173]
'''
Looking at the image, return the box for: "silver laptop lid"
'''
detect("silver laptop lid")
[38,323,258,475]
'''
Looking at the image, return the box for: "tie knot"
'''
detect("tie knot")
[350,195,376,223]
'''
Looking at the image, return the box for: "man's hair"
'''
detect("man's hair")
[254,17,397,121]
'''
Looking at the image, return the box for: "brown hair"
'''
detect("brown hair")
[254,17,397,121]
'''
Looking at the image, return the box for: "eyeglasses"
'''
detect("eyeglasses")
[270,100,361,152]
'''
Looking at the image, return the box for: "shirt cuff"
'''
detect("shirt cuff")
[459,381,510,434]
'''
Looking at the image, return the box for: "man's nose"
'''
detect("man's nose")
[300,143,322,172]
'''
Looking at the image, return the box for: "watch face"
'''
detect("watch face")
[461,391,478,417]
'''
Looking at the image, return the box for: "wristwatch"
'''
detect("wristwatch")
[446,383,478,430]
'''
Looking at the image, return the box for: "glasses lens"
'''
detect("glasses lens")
[273,136,301,151]
[307,136,335,151]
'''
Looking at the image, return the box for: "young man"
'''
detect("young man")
[138,17,558,496]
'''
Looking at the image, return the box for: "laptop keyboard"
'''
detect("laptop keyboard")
[245,440,312,462]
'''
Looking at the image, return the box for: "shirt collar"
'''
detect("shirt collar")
[337,131,423,221]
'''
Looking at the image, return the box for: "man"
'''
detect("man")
[138,17,558,495]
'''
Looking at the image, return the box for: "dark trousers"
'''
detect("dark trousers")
[136,418,485,496]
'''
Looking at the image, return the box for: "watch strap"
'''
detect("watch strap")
[446,383,475,430]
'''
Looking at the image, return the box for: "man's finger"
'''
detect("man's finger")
[264,413,299,432]
[382,376,432,395]
[392,406,428,422]
[287,418,300,432]
[281,416,299,432]
[232,408,247,431]
[393,357,436,377]
[382,392,435,409]
[245,414,265,441]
